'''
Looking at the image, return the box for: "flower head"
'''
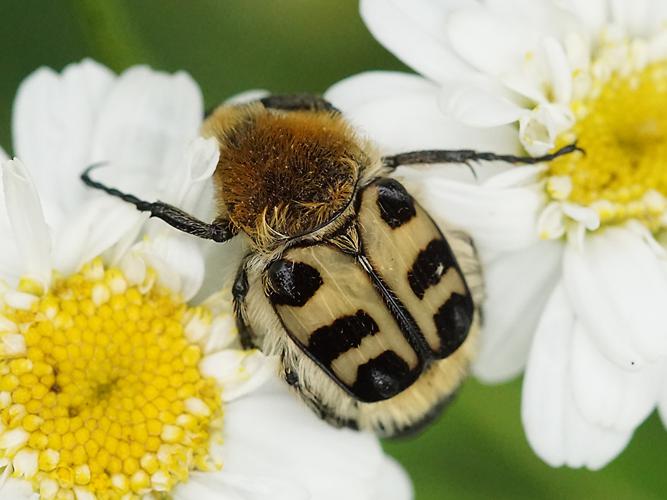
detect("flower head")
[0,60,412,499]
[327,0,667,469]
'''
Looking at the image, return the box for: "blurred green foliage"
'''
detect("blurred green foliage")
[0,0,407,149]
[0,1,664,499]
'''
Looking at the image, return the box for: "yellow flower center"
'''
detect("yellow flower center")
[0,259,222,499]
[548,55,667,229]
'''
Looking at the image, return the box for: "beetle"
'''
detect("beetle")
[82,94,578,436]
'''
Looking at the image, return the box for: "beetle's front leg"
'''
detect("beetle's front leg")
[232,261,256,350]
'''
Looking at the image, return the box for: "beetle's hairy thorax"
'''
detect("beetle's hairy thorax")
[203,104,378,251]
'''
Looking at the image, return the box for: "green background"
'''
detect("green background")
[1,1,664,499]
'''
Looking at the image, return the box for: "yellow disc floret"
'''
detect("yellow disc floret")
[548,54,667,229]
[0,259,222,499]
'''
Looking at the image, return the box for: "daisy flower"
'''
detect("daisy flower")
[327,0,667,469]
[0,60,412,499]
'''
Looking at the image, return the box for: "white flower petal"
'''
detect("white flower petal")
[326,71,438,112]
[13,449,38,479]
[561,203,600,230]
[174,471,308,500]
[200,351,278,402]
[570,322,661,432]
[220,377,409,500]
[4,292,38,311]
[440,80,526,127]
[132,234,205,301]
[0,333,27,357]
[328,74,520,155]
[522,284,633,469]
[360,0,478,83]
[195,236,247,303]
[2,159,51,287]
[610,0,656,36]
[519,103,574,156]
[0,477,36,499]
[485,0,580,36]
[53,196,143,275]
[0,147,7,163]
[91,66,203,186]
[564,34,593,87]
[447,6,526,77]
[403,167,544,252]
[542,36,572,104]
[195,290,239,350]
[0,428,29,453]
[117,247,147,287]
[373,457,413,500]
[204,314,238,353]
[645,0,667,33]
[161,137,219,217]
[12,60,115,211]
[537,202,566,240]
[482,164,547,188]
[626,220,667,257]
[447,2,581,103]
[559,0,608,32]
[564,227,667,367]
[473,240,562,382]
[73,487,95,500]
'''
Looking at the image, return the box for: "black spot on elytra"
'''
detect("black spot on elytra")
[307,310,379,366]
[433,292,473,357]
[376,179,416,228]
[267,260,323,307]
[352,350,413,402]
[408,239,457,300]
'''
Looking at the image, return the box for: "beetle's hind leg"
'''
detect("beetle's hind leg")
[81,164,237,243]
[382,143,582,171]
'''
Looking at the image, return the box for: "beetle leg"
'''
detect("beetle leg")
[260,94,339,113]
[81,164,237,243]
[232,262,256,350]
[283,363,300,388]
[382,143,582,170]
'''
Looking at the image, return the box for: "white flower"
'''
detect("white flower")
[326,0,667,469]
[0,60,412,499]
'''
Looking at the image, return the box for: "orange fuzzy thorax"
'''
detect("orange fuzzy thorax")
[203,104,367,248]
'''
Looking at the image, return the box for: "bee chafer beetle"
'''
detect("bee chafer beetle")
[82,94,578,437]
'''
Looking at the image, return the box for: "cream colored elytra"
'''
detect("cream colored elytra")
[241,214,481,436]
